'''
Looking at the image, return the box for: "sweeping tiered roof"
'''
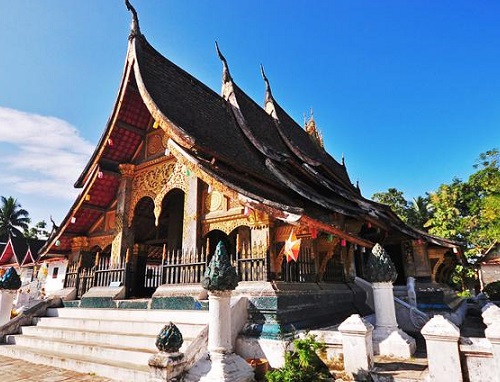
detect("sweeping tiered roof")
[0,236,44,267]
[41,5,460,256]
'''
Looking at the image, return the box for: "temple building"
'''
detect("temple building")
[0,236,44,284]
[40,4,462,333]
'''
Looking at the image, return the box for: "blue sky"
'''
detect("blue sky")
[0,1,499,226]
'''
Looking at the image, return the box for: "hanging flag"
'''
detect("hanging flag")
[280,230,302,263]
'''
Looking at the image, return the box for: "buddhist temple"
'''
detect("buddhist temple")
[39,2,463,335]
[0,235,44,284]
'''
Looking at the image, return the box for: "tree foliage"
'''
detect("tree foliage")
[265,334,330,382]
[0,196,31,238]
[426,149,500,260]
[372,189,432,230]
[371,149,500,291]
[23,220,50,240]
[372,188,409,223]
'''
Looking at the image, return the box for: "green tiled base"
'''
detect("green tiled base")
[62,300,80,308]
[117,300,149,309]
[80,297,116,309]
[151,296,208,310]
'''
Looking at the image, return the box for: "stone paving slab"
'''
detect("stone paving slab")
[0,355,113,382]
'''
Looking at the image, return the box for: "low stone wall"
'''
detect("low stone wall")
[422,303,500,382]
[0,297,62,342]
[236,281,371,339]
[460,337,495,382]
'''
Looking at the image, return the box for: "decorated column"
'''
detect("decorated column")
[110,164,135,267]
[199,241,254,382]
[366,243,416,358]
[183,175,200,250]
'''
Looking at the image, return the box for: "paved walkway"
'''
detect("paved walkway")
[0,355,113,382]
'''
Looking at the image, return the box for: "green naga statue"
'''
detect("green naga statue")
[365,243,398,283]
[202,241,239,291]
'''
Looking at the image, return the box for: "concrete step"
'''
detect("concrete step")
[5,334,156,365]
[0,344,150,382]
[32,316,205,338]
[20,325,194,353]
[46,307,209,324]
[1,306,209,381]
[371,356,429,382]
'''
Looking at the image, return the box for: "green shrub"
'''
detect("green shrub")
[484,281,500,300]
[265,334,331,382]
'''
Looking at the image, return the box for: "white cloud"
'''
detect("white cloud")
[0,107,94,200]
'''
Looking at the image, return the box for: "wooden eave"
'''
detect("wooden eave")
[41,166,120,255]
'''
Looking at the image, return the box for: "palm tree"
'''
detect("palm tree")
[407,195,433,230]
[0,196,31,238]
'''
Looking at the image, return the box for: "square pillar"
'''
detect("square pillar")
[421,315,462,382]
[338,314,373,380]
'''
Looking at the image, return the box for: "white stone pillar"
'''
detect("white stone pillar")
[421,315,462,382]
[0,290,15,326]
[372,282,416,358]
[373,282,398,330]
[208,291,232,353]
[338,314,373,380]
[200,290,254,382]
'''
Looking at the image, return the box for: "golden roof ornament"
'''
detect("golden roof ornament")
[304,109,324,148]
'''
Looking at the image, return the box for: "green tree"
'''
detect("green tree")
[427,149,500,258]
[0,196,31,238]
[425,149,500,291]
[407,195,432,230]
[24,220,50,240]
[372,188,409,223]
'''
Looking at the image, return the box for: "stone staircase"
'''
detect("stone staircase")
[0,307,209,381]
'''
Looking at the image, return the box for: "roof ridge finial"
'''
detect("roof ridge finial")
[342,153,345,166]
[215,41,232,84]
[260,64,273,102]
[125,0,141,39]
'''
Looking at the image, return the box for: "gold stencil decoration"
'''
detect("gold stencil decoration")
[153,162,188,225]
[128,161,176,226]
[202,217,250,237]
[71,236,89,252]
[88,235,114,251]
